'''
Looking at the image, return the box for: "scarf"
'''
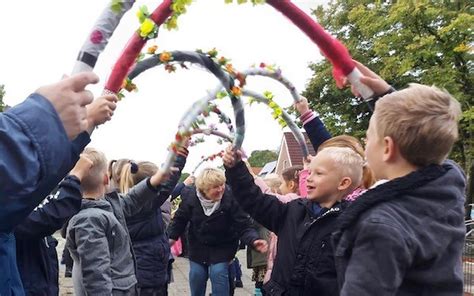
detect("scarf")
[196,190,221,216]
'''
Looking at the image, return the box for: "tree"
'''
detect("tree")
[248,150,278,167]
[0,85,5,112]
[304,1,473,180]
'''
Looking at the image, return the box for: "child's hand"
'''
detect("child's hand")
[294,96,310,116]
[70,155,94,181]
[222,145,242,168]
[86,94,118,131]
[150,167,178,187]
[303,155,313,170]
[183,175,195,186]
[253,239,268,254]
[351,60,391,98]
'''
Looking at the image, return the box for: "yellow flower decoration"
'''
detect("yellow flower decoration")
[147,45,158,54]
[139,18,156,38]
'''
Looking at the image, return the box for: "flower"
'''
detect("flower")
[165,64,177,73]
[147,45,158,54]
[207,48,218,58]
[139,18,156,38]
[159,51,172,63]
[231,86,242,96]
[122,78,137,92]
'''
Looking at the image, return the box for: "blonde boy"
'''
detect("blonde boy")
[333,84,466,295]
[223,146,364,295]
[66,148,179,296]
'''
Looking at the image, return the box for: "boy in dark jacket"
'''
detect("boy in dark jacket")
[66,148,182,296]
[332,83,465,295]
[223,146,365,295]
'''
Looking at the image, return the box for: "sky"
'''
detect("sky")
[0,0,328,174]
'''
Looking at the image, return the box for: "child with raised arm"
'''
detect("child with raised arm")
[224,146,364,295]
[66,148,179,296]
[333,84,466,295]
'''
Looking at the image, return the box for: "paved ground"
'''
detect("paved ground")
[57,233,255,295]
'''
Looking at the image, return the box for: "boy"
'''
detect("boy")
[223,146,364,295]
[66,147,186,296]
[333,84,465,295]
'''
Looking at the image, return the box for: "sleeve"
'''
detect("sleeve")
[14,175,83,239]
[72,215,113,295]
[170,183,185,201]
[339,221,413,296]
[300,112,332,151]
[167,195,192,240]
[299,169,309,197]
[225,161,289,234]
[231,199,260,247]
[0,94,90,232]
[120,155,187,218]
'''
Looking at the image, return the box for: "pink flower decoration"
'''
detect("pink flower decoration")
[90,30,103,44]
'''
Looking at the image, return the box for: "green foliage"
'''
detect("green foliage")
[248,150,278,167]
[304,1,473,177]
[179,172,190,183]
[0,85,5,112]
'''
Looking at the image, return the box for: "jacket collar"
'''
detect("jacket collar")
[336,163,448,232]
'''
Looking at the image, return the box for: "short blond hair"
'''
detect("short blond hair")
[374,84,461,166]
[318,147,364,190]
[81,148,108,193]
[195,168,226,192]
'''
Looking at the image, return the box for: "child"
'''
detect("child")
[223,146,364,295]
[66,148,177,296]
[333,84,466,295]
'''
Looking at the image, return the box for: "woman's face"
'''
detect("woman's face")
[203,183,226,202]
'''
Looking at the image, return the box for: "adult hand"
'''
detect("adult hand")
[294,96,310,116]
[350,60,391,98]
[222,145,242,168]
[253,239,268,254]
[36,72,99,140]
[86,94,118,132]
[69,154,94,181]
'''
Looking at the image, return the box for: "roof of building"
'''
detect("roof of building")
[283,131,316,166]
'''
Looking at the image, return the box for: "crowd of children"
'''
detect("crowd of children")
[0,52,467,296]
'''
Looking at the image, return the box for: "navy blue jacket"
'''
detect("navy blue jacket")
[14,176,83,296]
[0,94,89,296]
[302,115,331,152]
[332,161,466,295]
[126,155,186,288]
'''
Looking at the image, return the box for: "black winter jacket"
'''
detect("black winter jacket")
[226,161,343,296]
[168,185,259,265]
[126,154,186,288]
[332,161,466,295]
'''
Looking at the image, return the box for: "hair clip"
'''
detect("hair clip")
[130,162,139,174]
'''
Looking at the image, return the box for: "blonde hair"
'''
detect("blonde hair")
[318,147,364,191]
[319,135,375,188]
[108,159,130,188]
[374,84,461,166]
[118,161,158,193]
[195,168,226,193]
[263,173,282,194]
[81,148,108,193]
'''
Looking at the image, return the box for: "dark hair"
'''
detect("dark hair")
[281,165,303,183]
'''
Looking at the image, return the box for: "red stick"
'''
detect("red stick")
[105,0,174,93]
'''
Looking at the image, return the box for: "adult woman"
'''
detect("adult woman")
[168,168,267,296]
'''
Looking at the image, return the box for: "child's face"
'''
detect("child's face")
[365,115,385,180]
[306,153,343,202]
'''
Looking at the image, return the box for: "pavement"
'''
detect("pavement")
[56,233,255,295]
